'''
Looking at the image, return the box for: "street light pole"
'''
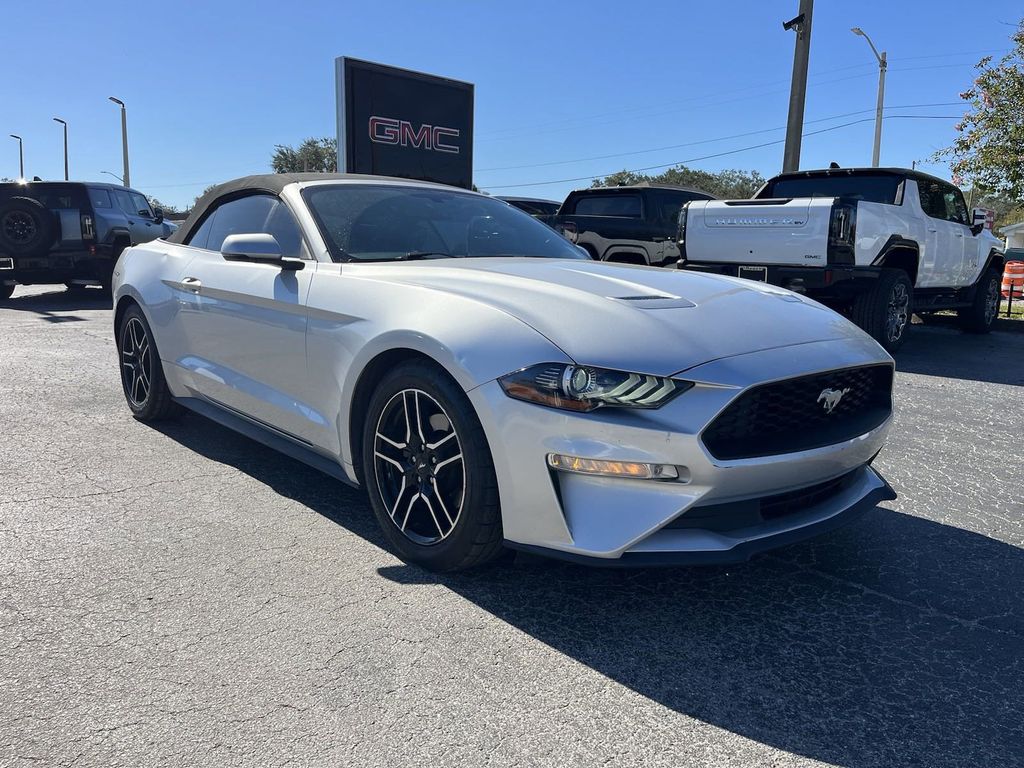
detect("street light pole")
[852,27,887,167]
[782,0,814,173]
[100,170,123,183]
[108,97,130,187]
[9,134,23,179]
[52,117,68,180]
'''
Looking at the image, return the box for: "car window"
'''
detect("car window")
[189,194,303,258]
[203,195,276,252]
[264,200,305,258]
[0,183,87,209]
[129,192,152,218]
[113,189,136,216]
[919,181,968,224]
[88,188,113,209]
[761,174,901,204]
[303,184,586,262]
[186,210,218,250]
[651,191,710,224]
[942,185,969,225]
[571,194,642,217]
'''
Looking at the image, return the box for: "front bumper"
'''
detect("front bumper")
[507,465,895,566]
[0,245,115,285]
[468,337,895,563]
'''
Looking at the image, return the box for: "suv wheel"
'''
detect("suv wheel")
[958,267,1001,333]
[0,197,56,256]
[851,269,913,352]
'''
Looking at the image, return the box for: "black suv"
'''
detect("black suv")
[0,181,176,298]
[545,183,714,266]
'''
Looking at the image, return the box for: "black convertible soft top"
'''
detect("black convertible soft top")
[166,172,455,245]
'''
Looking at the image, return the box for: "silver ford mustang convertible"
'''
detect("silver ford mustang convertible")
[113,173,896,571]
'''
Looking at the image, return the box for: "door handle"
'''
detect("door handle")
[927,228,938,232]
[182,276,202,294]
[955,232,963,238]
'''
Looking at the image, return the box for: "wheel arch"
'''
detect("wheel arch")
[873,237,920,286]
[346,347,449,485]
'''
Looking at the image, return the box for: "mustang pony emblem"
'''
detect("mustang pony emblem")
[817,387,851,414]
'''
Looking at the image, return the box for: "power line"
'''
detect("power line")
[476,52,1002,142]
[481,115,960,191]
[476,102,963,173]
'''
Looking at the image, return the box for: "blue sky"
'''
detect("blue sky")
[1,0,1020,208]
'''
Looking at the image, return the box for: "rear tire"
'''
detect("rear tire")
[116,304,181,421]
[851,269,913,352]
[361,360,503,572]
[957,267,1001,333]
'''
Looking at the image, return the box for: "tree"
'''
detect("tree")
[146,197,184,217]
[936,20,1024,201]
[271,137,337,173]
[592,165,766,198]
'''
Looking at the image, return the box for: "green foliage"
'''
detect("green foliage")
[592,166,766,199]
[937,20,1024,201]
[146,197,184,216]
[272,137,338,173]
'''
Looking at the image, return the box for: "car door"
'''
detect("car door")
[112,188,156,244]
[916,180,965,287]
[175,194,318,441]
[943,185,979,285]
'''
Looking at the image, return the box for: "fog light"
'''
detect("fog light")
[547,453,679,480]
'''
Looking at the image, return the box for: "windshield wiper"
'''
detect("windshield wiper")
[396,251,456,261]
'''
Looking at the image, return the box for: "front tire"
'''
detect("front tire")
[851,269,913,352]
[362,360,503,572]
[958,267,1001,333]
[116,304,181,421]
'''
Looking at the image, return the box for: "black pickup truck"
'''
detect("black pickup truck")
[543,183,714,266]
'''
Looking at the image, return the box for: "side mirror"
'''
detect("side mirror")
[971,207,990,236]
[152,207,164,224]
[221,233,304,271]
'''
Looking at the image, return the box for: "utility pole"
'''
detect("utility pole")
[53,117,68,180]
[108,97,130,187]
[9,134,23,178]
[852,28,887,167]
[782,0,814,173]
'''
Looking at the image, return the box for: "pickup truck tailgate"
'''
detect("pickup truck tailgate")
[684,198,833,267]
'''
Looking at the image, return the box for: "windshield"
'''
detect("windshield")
[759,174,902,204]
[303,184,587,262]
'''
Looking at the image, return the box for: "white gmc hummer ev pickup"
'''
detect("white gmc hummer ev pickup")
[677,167,1006,351]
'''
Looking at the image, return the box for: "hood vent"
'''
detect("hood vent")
[611,294,696,310]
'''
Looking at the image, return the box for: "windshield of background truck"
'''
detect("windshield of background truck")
[759,174,902,204]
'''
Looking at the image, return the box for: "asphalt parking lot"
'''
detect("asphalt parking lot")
[1,284,1022,767]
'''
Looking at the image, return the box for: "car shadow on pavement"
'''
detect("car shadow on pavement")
[153,412,1023,768]
[0,287,112,319]
[899,323,1024,386]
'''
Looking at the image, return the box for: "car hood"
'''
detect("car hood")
[351,258,873,377]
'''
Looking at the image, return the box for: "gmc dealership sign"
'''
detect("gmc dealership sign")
[336,58,474,189]
[368,117,460,154]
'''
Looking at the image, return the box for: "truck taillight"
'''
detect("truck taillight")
[81,214,95,240]
[826,200,857,265]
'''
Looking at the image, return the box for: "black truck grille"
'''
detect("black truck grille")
[702,364,893,461]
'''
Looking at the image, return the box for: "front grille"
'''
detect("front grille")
[702,364,893,460]
[665,470,859,532]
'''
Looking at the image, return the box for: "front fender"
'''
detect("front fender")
[304,267,573,467]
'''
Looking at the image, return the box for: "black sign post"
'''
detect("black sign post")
[335,57,474,189]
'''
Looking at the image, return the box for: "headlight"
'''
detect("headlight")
[498,363,692,412]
